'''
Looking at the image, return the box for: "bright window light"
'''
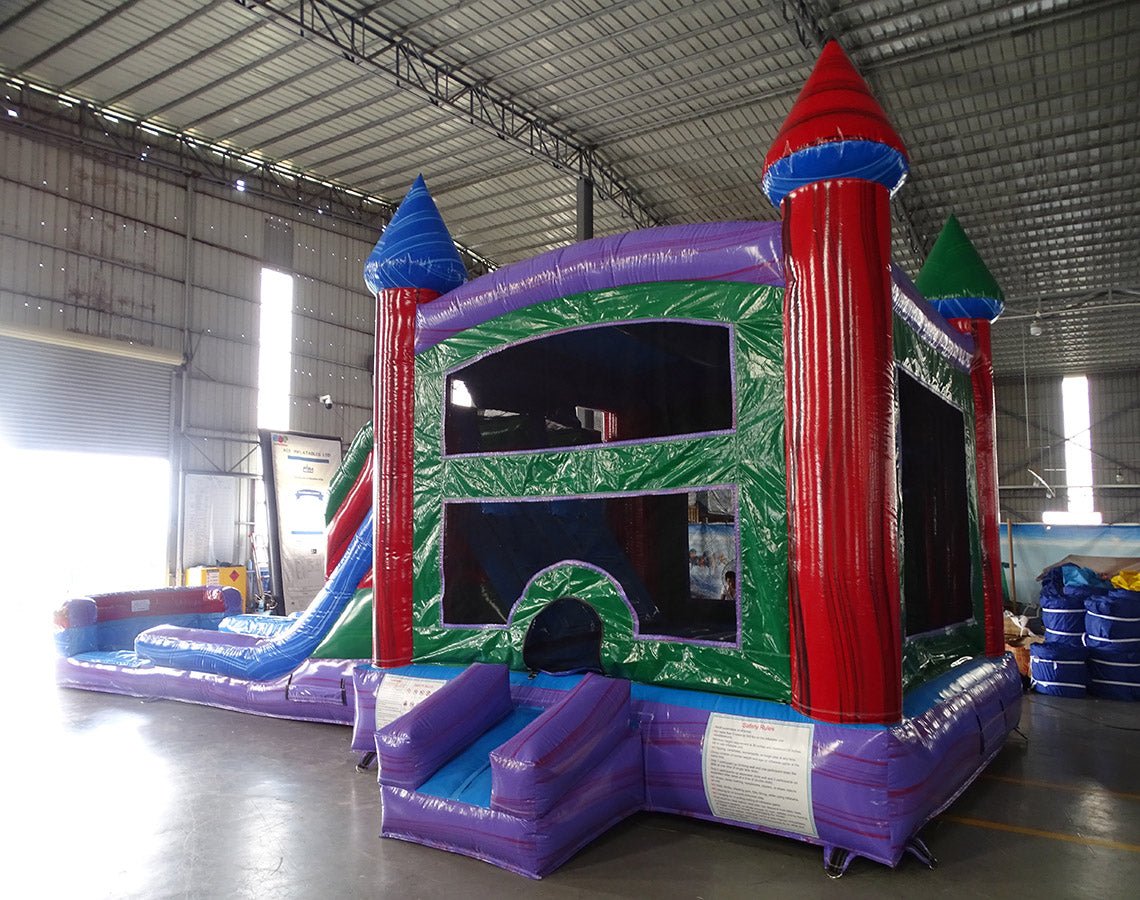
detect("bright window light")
[1044,375,1101,525]
[450,378,474,408]
[257,267,294,431]
[0,448,170,606]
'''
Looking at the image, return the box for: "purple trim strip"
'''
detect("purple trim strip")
[505,559,642,634]
[439,318,738,460]
[890,265,975,370]
[437,485,742,649]
[56,655,359,724]
[415,222,973,375]
[415,222,784,353]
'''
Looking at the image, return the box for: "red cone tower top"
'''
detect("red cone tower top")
[761,42,909,206]
[764,41,907,171]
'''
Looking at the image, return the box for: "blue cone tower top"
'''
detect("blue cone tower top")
[363,175,467,296]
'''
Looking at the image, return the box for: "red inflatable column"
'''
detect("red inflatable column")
[363,175,467,668]
[762,42,910,724]
[373,286,437,667]
[954,319,1004,657]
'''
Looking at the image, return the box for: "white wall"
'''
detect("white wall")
[0,128,380,573]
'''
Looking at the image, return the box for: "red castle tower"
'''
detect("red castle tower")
[762,41,910,724]
[364,176,467,667]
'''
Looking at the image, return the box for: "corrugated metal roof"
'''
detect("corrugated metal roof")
[1,0,1137,376]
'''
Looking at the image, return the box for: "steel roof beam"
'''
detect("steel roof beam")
[508,24,805,113]
[844,0,1131,74]
[230,0,663,228]
[150,39,316,122]
[0,0,55,37]
[104,1,304,108]
[227,74,393,146]
[488,6,794,99]
[206,60,367,138]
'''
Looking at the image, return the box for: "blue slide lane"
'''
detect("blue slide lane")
[134,511,373,680]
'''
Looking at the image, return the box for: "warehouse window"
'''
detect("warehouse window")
[1043,375,1101,525]
[257,267,294,431]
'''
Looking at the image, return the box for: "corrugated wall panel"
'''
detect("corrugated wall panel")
[995,375,1066,522]
[1090,371,1140,524]
[0,129,391,575]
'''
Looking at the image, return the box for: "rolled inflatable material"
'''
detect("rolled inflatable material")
[1087,646,1140,700]
[1040,571,1092,645]
[325,420,373,524]
[326,449,373,577]
[1030,642,1087,697]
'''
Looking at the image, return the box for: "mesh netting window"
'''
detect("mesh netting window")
[899,370,973,636]
[441,489,738,643]
[444,321,733,455]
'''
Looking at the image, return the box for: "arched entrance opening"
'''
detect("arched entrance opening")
[522,597,605,674]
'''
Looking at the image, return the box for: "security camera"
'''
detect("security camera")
[318,394,333,410]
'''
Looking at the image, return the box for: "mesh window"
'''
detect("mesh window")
[899,370,973,635]
[442,490,738,643]
[445,321,733,454]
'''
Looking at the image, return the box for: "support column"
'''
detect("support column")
[762,41,910,724]
[373,286,437,666]
[576,175,594,241]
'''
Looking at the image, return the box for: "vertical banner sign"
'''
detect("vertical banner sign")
[263,431,342,614]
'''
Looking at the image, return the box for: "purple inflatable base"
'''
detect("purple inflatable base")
[56,654,359,725]
[354,656,1022,877]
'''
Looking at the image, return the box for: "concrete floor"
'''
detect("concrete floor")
[11,684,1140,899]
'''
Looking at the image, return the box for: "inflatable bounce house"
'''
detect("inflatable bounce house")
[53,42,1021,878]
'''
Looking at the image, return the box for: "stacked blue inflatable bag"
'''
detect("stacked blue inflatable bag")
[1029,641,1088,697]
[1031,564,1140,700]
[1038,565,1109,645]
[1084,589,1140,648]
[1084,588,1140,699]
[1087,646,1140,700]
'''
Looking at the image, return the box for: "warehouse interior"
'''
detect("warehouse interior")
[2,1,1139,895]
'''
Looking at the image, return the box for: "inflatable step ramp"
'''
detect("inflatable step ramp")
[131,512,373,681]
[376,663,645,878]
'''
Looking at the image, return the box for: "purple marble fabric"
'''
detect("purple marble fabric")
[413,221,975,373]
[490,674,632,819]
[363,656,1021,874]
[56,655,359,725]
[414,222,784,352]
[376,663,513,790]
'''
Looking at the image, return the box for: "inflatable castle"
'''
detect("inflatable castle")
[53,42,1021,878]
